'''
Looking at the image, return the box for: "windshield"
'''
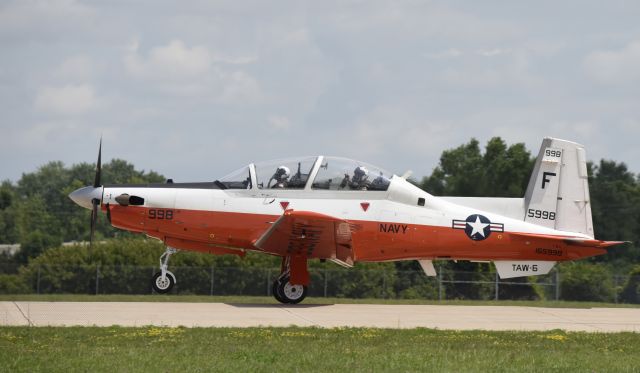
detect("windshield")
[217,165,252,189]
[254,157,318,189]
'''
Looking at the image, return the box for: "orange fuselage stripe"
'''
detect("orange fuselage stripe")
[104,205,605,262]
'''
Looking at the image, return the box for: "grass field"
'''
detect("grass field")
[1,326,639,372]
[1,293,638,308]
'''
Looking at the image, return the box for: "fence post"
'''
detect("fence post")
[555,269,560,301]
[36,265,41,294]
[151,267,155,294]
[266,268,270,296]
[494,272,499,301]
[438,268,442,301]
[382,271,386,298]
[210,267,214,296]
[324,268,328,298]
[95,264,100,295]
[614,275,619,304]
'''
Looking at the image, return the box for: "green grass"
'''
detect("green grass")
[1,326,639,372]
[1,293,638,308]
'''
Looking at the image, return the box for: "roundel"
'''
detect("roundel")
[463,214,492,241]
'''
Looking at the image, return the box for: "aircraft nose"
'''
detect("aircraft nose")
[68,186,103,210]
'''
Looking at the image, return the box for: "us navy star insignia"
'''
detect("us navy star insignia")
[452,214,504,241]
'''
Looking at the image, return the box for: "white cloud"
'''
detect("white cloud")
[216,71,262,104]
[0,0,95,39]
[478,48,506,57]
[268,115,291,130]
[34,84,99,115]
[426,48,463,59]
[54,55,94,81]
[620,118,640,134]
[584,41,640,84]
[437,48,541,91]
[123,39,263,102]
[124,39,212,79]
[349,106,454,159]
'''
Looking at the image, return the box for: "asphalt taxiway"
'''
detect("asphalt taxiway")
[2,302,639,332]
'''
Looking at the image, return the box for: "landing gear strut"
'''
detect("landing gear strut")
[151,247,178,294]
[272,256,308,304]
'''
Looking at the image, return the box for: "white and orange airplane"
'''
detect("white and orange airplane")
[69,138,623,303]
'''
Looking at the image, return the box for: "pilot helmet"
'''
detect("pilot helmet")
[354,166,368,178]
[275,166,290,181]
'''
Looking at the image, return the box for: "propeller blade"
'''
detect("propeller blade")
[93,138,102,188]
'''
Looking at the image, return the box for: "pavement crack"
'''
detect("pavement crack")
[527,307,605,331]
[277,306,318,327]
[12,302,34,327]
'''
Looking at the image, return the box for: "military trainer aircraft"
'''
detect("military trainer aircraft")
[69,138,624,303]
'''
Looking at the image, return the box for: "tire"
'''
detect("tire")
[276,277,307,304]
[272,280,288,304]
[151,271,175,294]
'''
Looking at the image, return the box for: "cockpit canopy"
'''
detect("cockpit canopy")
[217,156,394,192]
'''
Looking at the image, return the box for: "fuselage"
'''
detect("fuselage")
[97,175,602,263]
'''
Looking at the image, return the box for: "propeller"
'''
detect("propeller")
[90,138,102,247]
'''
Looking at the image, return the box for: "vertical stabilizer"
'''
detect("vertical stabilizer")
[524,138,594,237]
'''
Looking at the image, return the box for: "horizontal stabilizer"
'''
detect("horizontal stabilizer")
[510,232,626,248]
[494,261,556,279]
[563,238,629,248]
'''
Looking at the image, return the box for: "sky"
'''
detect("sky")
[2,0,640,183]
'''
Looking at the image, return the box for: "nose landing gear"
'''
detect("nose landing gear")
[151,247,178,294]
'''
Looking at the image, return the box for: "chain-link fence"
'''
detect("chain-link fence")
[1,263,638,303]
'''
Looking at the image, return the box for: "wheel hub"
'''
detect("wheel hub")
[283,282,304,300]
[155,276,171,290]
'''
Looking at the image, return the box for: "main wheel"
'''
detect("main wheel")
[151,271,175,294]
[272,280,287,303]
[275,277,307,304]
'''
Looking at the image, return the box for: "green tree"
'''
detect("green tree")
[14,195,62,262]
[420,137,534,197]
[417,137,535,300]
[0,180,19,244]
[619,265,640,304]
[558,262,615,302]
[6,159,164,263]
[589,160,640,265]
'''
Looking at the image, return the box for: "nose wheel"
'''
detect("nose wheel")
[151,247,178,294]
[152,271,175,293]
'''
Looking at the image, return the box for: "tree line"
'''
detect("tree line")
[0,137,639,301]
[0,159,164,262]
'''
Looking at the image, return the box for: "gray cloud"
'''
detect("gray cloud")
[1,0,640,183]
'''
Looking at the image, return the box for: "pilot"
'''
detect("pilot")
[371,172,390,190]
[270,166,290,188]
[350,166,369,190]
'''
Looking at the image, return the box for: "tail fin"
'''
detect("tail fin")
[524,138,594,238]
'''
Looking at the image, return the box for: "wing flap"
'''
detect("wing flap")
[254,210,357,263]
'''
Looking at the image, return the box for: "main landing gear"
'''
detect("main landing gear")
[151,247,178,294]
[272,256,308,304]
